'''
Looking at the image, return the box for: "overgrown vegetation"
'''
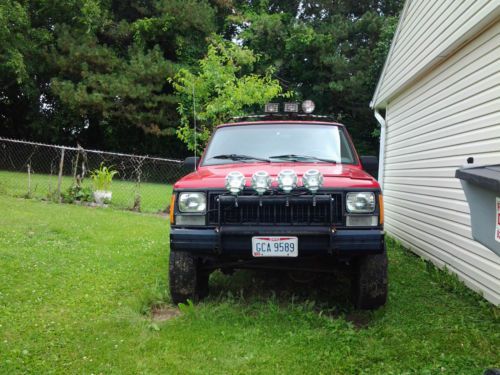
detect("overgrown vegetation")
[171,38,287,152]
[61,184,93,204]
[0,195,498,374]
[0,0,403,156]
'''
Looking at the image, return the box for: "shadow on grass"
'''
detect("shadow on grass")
[206,266,375,329]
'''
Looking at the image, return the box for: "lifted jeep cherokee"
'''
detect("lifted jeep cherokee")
[169,111,387,309]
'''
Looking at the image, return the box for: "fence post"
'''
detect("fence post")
[73,148,80,184]
[57,148,65,201]
[27,163,31,198]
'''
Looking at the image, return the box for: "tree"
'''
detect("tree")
[0,0,403,157]
[227,0,404,154]
[48,0,218,154]
[170,38,286,152]
[0,0,221,156]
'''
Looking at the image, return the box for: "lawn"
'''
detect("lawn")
[0,170,173,213]
[0,195,498,374]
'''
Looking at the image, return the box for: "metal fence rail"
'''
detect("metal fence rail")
[0,137,185,213]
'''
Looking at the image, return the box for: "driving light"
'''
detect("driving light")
[264,103,279,113]
[225,171,246,195]
[178,192,206,213]
[302,169,323,194]
[346,192,376,213]
[284,102,299,112]
[278,169,298,193]
[251,170,271,195]
[302,100,315,114]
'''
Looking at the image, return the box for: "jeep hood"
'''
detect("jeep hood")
[174,163,379,190]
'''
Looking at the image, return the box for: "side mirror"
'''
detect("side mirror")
[360,156,378,178]
[184,156,200,171]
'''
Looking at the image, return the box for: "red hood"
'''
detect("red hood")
[174,162,380,190]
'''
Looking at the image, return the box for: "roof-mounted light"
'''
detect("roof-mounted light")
[301,100,315,114]
[283,102,299,112]
[264,103,279,113]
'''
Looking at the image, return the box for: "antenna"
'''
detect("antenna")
[192,83,197,171]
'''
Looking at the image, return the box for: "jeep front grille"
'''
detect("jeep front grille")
[207,191,343,226]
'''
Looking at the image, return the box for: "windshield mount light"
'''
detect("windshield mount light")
[302,169,324,194]
[278,169,298,193]
[251,171,271,195]
[225,171,246,195]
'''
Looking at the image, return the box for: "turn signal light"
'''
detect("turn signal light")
[379,194,384,225]
[169,194,176,225]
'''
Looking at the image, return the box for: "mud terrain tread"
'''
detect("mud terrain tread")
[169,251,198,304]
[352,249,388,310]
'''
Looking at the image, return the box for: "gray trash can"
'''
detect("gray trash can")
[456,164,500,256]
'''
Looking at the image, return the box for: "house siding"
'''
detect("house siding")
[382,20,500,305]
[372,0,500,107]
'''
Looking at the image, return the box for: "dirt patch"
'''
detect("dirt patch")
[151,306,180,322]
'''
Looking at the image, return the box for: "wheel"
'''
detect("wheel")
[352,248,388,309]
[169,251,209,304]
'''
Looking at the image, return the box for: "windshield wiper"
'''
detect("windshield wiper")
[269,154,337,163]
[210,154,271,162]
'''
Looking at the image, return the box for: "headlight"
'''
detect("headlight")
[278,169,298,193]
[346,192,376,213]
[251,170,271,195]
[225,171,246,195]
[302,169,323,194]
[178,192,206,213]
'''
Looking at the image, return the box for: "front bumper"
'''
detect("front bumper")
[170,226,384,257]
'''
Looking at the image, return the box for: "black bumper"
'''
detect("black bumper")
[170,226,384,257]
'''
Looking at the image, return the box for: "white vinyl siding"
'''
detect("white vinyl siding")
[382,20,500,305]
[372,0,500,107]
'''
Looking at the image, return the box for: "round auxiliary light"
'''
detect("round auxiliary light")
[225,171,246,195]
[302,169,324,194]
[302,100,315,114]
[251,170,272,195]
[278,169,298,193]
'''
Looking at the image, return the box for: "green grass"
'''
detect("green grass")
[0,195,498,374]
[0,170,173,213]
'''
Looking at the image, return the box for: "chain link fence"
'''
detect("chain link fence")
[0,137,186,213]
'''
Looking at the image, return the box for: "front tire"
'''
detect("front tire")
[169,251,208,304]
[352,248,388,309]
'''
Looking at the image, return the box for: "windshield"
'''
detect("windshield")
[202,124,356,166]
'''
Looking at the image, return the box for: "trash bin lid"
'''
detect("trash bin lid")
[455,164,500,193]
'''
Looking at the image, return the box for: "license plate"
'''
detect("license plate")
[252,236,298,257]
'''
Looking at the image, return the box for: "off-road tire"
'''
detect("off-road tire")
[352,248,388,310]
[169,251,208,304]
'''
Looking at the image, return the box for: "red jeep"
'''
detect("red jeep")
[169,105,387,309]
